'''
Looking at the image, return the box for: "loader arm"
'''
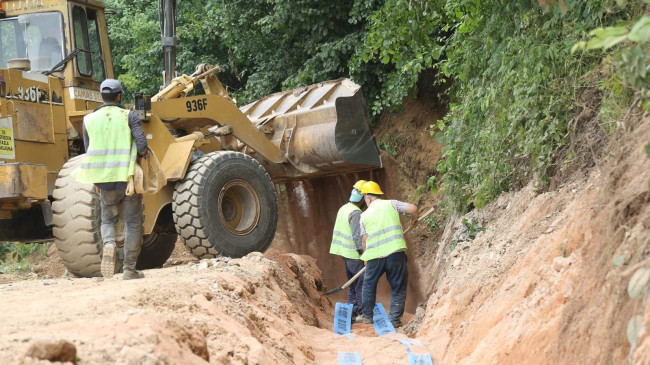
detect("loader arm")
[151,95,285,164]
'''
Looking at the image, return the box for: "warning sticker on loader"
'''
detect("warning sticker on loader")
[0,118,15,159]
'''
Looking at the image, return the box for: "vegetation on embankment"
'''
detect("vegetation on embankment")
[107,0,646,212]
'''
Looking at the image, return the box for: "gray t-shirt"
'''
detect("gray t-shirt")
[348,209,362,251]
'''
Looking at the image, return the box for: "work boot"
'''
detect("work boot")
[354,315,372,324]
[391,320,404,329]
[123,269,145,280]
[100,244,116,278]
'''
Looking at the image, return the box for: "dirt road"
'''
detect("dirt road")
[0,251,428,364]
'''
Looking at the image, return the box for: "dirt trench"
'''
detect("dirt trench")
[270,154,423,314]
[269,94,446,316]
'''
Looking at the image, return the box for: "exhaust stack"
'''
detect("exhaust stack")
[159,0,176,87]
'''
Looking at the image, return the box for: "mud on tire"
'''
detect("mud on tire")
[172,151,278,258]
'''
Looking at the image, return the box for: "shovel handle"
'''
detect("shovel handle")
[341,266,366,290]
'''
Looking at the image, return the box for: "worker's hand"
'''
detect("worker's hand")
[357,249,363,256]
[95,186,100,194]
[409,215,418,230]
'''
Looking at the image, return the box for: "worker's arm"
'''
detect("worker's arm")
[405,203,418,229]
[391,200,419,229]
[82,121,89,151]
[348,210,363,254]
[362,234,368,251]
[128,110,149,156]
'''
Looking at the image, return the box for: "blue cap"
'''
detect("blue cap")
[100,79,122,93]
[349,189,363,203]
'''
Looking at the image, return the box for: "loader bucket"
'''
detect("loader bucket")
[241,78,381,180]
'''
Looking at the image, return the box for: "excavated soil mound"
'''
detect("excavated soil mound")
[0,250,428,365]
[0,251,331,364]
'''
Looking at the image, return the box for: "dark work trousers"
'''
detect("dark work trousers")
[343,257,365,316]
[99,189,143,271]
[361,251,408,324]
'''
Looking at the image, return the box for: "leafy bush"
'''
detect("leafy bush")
[575,6,650,109]
[434,0,637,211]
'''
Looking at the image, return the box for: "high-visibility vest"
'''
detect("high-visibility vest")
[360,199,406,261]
[74,106,137,184]
[330,203,362,259]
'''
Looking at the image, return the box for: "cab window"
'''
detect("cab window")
[0,12,64,71]
[72,5,91,76]
[87,9,105,82]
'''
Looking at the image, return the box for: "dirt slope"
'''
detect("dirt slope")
[411,117,650,364]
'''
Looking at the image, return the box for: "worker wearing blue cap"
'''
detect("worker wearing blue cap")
[329,180,367,318]
[75,79,149,280]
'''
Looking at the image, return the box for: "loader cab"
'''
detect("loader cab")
[0,0,113,89]
[0,1,115,242]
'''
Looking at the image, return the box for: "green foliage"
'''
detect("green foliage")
[450,217,485,252]
[104,0,431,113]
[575,1,650,195]
[628,314,643,348]
[575,9,650,109]
[103,0,642,214]
[626,265,649,349]
[351,0,445,115]
[461,217,485,240]
[210,0,381,104]
[599,75,635,134]
[377,137,398,157]
[435,0,636,212]
[628,267,650,299]
[425,214,441,233]
[416,176,439,198]
[105,0,232,101]
[0,243,49,273]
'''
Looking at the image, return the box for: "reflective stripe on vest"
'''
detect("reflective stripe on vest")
[330,202,362,259]
[360,199,406,261]
[74,106,137,184]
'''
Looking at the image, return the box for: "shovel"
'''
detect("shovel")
[324,207,434,295]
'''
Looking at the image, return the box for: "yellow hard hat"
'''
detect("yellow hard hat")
[360,181,383,195]
[353,180,367,191]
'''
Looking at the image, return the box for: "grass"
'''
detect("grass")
[0,242,51,274]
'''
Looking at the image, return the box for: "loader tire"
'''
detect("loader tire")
[137,206,177,269]
[53,156,178,277]
[52,155,102,277]
[173,151,278,258]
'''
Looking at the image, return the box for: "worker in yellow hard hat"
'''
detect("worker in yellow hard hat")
[329,180,367,319]
[353,179,367,191]
[355,181,418,328]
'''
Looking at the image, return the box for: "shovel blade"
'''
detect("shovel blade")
[324,287,343,296]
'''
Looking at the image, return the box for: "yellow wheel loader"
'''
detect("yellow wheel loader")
[0,0,381,277]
